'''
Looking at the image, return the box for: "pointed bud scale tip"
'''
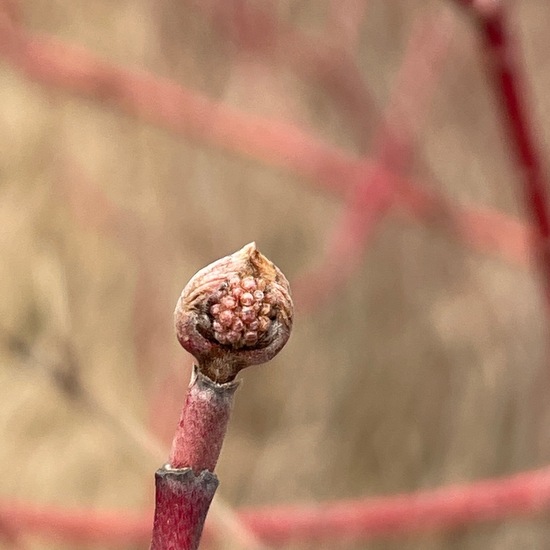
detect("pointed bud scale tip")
[174,243,293,383]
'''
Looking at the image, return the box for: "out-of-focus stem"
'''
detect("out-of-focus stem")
[454,1,550,305]
[8,463,550,545]
[169,368,239,472]
[241,463,550,543]
[1,17,536,277]
[294,11,454,311]
[0,16,362,198]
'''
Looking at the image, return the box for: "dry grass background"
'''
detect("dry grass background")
[1,1,550,549]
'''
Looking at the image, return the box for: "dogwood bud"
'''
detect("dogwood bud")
[174,243,293,383]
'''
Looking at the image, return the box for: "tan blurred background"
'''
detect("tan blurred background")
[1,1,550,549]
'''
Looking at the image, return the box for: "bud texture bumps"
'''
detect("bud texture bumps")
[174,243,293,382]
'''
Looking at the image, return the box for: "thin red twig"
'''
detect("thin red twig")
[454,0,550,305]
[292,174,394,311]
[149,372,240,549]
[150,370,233,549]
[150,469,218,550]
[5,465,550,545]
[168,369,239,473]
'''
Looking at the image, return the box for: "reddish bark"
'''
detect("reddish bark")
[150,469,218,550]
[168,369,239,472]
[150,371,239,549]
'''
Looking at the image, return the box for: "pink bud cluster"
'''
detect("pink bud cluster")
[209,275,274,348]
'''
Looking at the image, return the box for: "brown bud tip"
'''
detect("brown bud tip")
[175,243,293,383]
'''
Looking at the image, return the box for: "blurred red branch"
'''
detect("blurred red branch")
[397,184,534,266]
[0,501,149,546]
[4,465,550,545]
[3,14,533,299]
[294,11,455,310]
[242,464,550,543]
[0,16,363,197]
[454,0,550,304]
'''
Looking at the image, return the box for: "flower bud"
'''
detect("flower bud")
[174,243,293,383]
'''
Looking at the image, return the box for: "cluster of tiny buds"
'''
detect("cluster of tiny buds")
[208,275,275,348]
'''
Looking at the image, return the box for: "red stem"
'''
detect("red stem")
[150,469,218,550]
[242,464,550,543]
[455,1,550,304]
[6,465,550,545]
[397,183,534,266]
[168,368,239,472]
[150,368,239,548]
